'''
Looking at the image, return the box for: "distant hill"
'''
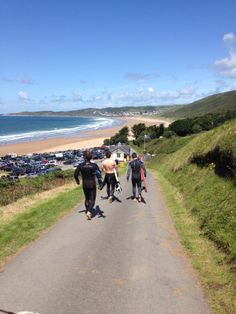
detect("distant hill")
[8,90,236,119]
[9,105,176,117]
[163,90,236,118]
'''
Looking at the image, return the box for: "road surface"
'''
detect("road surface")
[0,172,209,314]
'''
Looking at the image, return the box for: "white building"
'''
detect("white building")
[109,144,131,162]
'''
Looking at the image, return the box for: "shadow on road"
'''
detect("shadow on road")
[100,195,122,203]
[112,195,122,203]
[92,205,106,218]
[78,206,106,219]
[126,196,146,204]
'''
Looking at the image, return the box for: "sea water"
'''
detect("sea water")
[0,115,118,144]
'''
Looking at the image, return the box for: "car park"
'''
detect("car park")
[0,146,107,181]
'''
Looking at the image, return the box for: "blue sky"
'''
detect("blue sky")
[0,0,236,113]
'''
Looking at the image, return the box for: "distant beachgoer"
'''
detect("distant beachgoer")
[101,151,118,203]
[74,150,101,220]
[127,152,146,202]
[138,154,144,162]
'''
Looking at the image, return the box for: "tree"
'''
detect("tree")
[118,126,129,137]
[103,138,110,145]
[131,123,147,139]
[169,119,193,136]
[159,123,165,136]
[103,126,129,145]
[146,125,159,139]
[192,124,202,134]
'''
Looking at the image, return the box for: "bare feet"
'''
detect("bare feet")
[86,212,92,220]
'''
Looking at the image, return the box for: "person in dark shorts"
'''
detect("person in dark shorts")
[74,150,101,220]
[127,152,146,202]
[101,151,118,203]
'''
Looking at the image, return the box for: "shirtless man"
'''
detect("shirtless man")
[101,151,118,203]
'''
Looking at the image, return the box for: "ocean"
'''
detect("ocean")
[0,115,118,144]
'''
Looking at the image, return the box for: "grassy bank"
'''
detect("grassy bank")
[0,169,75,206]
[0,186,83,268]
[136,119,236,313]
[154,169,236,313]
[147,120,236,262]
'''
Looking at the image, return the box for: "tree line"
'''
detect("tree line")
[103,109,236,146]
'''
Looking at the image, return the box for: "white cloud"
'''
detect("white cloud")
[223,32,236,43]
[18,91,29,101]
[214,50,236,78]
[213,33,236,78]
[148,87,155,93]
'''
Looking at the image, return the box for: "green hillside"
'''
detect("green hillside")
[146,118,236,260]
[163,90,236,118]
[143,119,236,312]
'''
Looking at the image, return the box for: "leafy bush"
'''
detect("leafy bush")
[0,169,74,206]
[191,146,236,182]
[104,126,129,145]
[169,109,236,136]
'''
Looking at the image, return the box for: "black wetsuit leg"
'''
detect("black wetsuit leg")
[132,175,142,198]
[137,179,142,195]
[105,173,116,197]
[131,178,137,198]
[110,173,116,196]
[83,187,96,213]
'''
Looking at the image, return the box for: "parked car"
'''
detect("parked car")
[48,160,57,166]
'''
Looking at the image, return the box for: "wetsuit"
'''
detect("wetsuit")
[127,159,146,198]
[103,173,117,197]
[74,161,100,214]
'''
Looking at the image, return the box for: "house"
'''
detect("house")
[109,143,131,162]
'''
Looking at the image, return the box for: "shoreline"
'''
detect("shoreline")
[0,117,170,156]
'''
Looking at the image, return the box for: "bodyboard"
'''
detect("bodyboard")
[140,167,147,192]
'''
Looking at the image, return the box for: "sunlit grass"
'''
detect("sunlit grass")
[0,186,83,268]
[153,170,236,313]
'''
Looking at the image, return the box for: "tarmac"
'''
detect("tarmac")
[0,173,210,314]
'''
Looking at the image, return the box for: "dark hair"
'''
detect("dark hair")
[83,150,92,161]
[132,152,137,159]
[105,151,111,158]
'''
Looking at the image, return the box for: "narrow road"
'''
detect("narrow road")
[0,173,209,314]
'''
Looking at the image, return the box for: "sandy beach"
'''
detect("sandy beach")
[0,117,170,156]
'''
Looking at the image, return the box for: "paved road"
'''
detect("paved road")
[0,173,209,314]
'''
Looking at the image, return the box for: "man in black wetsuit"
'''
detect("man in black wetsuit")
[127,152,146,202]
[74,150,101,220]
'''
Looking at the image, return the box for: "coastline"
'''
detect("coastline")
[0,117,170,156]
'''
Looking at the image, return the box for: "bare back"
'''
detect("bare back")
[102,158,116,174]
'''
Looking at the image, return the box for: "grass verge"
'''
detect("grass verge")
[152,169,236,313]
[0,186,83,268]
[0,182,77,223]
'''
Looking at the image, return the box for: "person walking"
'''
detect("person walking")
[127,152,146,202]
[74,150,101,220]
[101,150,118,203]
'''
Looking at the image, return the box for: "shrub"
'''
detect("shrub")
[191,147,236,182]
[0,169,74,206]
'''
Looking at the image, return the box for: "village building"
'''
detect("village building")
[109,143,131,162]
